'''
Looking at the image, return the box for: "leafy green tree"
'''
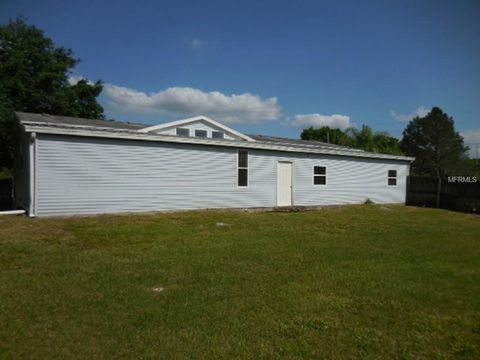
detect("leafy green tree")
[351,125,375,152]
[60,79,104,119]
[462,158,480,178]
[0,17,104,168]
[0,90,15,169]
[400,107,468,178]
[372,131,402,155]
[401,107,469,208]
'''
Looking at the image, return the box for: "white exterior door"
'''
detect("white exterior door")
[277,162,293,206]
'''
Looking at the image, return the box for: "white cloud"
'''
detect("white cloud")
[291,113,352,129]
[104,84,281,124]
[461,129,480,143]
[68,75,94,86]
[189,38,204,49]
[390,106,430,122]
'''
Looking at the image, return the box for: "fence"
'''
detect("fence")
[0,178,13,211]
[407,176,480,214]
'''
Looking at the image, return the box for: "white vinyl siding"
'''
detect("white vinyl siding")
[34,134,409,216]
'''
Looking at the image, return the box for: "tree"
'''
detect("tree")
[351,125,375,152]
[372,131,403,155]
[400,107,468,178]
[400,107,469,207]
[0,90,15,168]
[0,17,104,168]
[60,79,104,119]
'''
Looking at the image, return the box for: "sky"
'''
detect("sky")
[1,0,480,154]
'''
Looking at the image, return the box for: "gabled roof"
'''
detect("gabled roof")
[138,115,256,142]
[16,112,414,162]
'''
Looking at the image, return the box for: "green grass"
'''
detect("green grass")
[0,205,479,359]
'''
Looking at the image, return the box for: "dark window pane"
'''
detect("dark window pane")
[176,128,190,137]
[238,150,248,168]
[212,131,224,139]
[314,175,326,185]
[314,166,326,175]
[195,129,207,138]
[388,170,397,178]
[388,178,397,186]
[238,168,248,186]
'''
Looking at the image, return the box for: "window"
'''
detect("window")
[212,131,225,139]
[195,129,207,138]
[238,150,248,187]
[313,166,326,185]
[176,127,190,137]
[388,170,397,186]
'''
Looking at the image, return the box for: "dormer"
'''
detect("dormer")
[137,116,255,142]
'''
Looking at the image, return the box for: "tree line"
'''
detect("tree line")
[301,108,479,178]
[301,125,403,155]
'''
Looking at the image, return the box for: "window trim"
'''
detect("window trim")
[312,165,327,186]
[176,127,190,137]
[237,150,249,188]
[387,169,397,187]
[194,129,208,138]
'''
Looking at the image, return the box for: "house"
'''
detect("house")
[13,112,414,217]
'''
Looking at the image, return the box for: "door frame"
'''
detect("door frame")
[276,161,294,207]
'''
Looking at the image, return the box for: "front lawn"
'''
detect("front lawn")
[0,205,479,359]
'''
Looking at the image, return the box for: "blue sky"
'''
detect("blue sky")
[1,0,480,148]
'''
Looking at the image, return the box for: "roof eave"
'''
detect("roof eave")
[21,123,415,162]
